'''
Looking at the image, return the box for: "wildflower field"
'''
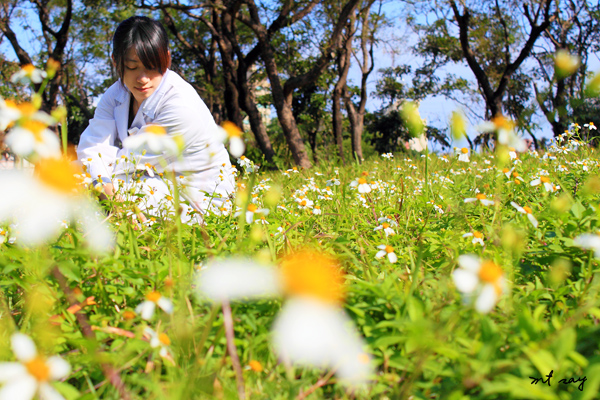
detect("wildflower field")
[1,126,600,400]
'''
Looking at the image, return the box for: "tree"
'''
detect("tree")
[0,0,73,113]
[238,0,361,168]
[533,0,600,137]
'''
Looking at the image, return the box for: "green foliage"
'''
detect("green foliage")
[3,128,600,398]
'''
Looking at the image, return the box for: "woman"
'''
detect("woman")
[78,16,234,219]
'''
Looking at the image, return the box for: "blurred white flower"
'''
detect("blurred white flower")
[0,157,112,251]
[375,245,397,263]
[11,64,47,85]
[135,291,173,320]
[452,255,507,314]
[374,222,395,237]
[573,233,600,258]
[350,177,371,194]
[530,175,557,192]
[0,333,70,400]
[510,202,538,228]
[456,147,470,162]
[4,120,61,161]
[144,327,175,364]
[462,231,484,246]
[464,193,495,206]
[216,121,245,157]
[123,124,180,155]
[196,251,374,386]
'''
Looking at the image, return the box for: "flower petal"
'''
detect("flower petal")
[452,269,478,294]
[0,363,27,383]
[475,284,498,314]
[0,374,37,400]
[157,297,173,314]
[272,297,373,385]
[196,259,282,302]
[457,255,480,273]
[11,333,37,362]
[46,356,70,380]
[38,383,67,400]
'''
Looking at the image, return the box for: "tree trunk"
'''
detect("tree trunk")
[259,40,311,168]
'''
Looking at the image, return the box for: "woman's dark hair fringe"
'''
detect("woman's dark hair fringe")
[112,16,171,80]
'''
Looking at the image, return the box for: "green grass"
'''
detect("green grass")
[1,129,600,400]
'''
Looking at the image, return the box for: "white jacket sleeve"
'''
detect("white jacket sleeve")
[77,86,119,181]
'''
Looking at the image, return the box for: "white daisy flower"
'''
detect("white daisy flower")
[510,202,538,228]
[135,291,174,320]
[530,176,556,192]
[122,124,181,155]
[374,222,395,237]
[144,327,175,363]
[235,203,269,224]
[350,177,371,194]
[0,333,70,400]
[375,245,397,263]
[195,252,374,386]
[0,157,112,251]
[462,231,484,246]
[456,147,470,162]
[4,120,61,161]
[10,64,47,85]
[573,233,600,258]
[464,193,495,206]
[216,121,245,157]
[452,255,507,314]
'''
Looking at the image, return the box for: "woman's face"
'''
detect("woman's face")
[121,48,164,106]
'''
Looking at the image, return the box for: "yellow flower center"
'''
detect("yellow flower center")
[280,250,345,304]
[123,311,136,320]
[385,245,394,253]
[222,121,242,138]
[158,333,171,346]
[23,64,36,75]
[461,148,469,154]
[476,194,487,200]
[502,168,509,173]
[473,231,483,238]
[247,204,258,212]
[514,179,521,185]
[540,176,550,183]
[315,205,320,209]
[21,120,48,142]
[358,178,367,184]
[478,261,503,284]
[358,353,370,364]
[523,206,533,214]
[382,223,390,229]
[25,357,50,382]
[491,115,513,130]
[145,125,166,135]
[249,360,263,372]
[300,200,307,206]
[146,291,161,302]
[361,171,369,176]
[36,157,81,194]
[512,172,519,177]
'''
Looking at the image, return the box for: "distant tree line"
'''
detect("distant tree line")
[1,0,599,168]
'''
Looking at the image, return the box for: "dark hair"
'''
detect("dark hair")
[112,16,171,80]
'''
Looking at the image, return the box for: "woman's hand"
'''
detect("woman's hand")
[98,183,147,224]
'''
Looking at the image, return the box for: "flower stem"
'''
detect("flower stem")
[221,300,245,399]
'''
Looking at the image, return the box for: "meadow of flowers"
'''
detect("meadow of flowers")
[1,65,600,400]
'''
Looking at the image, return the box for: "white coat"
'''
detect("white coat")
[77,69,235,212]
